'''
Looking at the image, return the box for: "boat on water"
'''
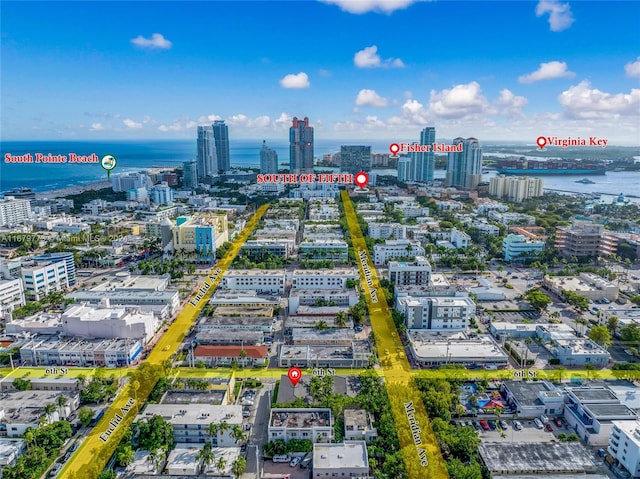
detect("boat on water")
[575,178,596,184]
[496,157,606,175]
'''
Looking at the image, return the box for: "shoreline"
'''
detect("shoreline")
[35,181,113,199]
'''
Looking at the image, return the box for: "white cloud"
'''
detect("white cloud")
[625,57,640,78]
[197,114,223,124]
[535,0,575,32]
[558,80,640,119]
[428,81,492,119]
[318,69,332,77]
[130,33,172,49]
[320,0,419,14]
[354,45,404,68]
[89,123,105,131]
[280,72,310,89]
[355,89,388,107]
[123,118,143,129]
[275,112,293,127]
[495,89,528,118]
[518,61,575,83]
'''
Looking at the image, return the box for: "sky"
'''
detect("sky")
[1,0,640,145]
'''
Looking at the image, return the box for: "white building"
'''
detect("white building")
[171,213,229,263]
[20,258,71,301]
[564,387,638,446]
[387,256,432,286]
[344,410,377,443]
[289,289,358,315]
[221,270,286,295]
[488,211,536,226]
[609,420,640,478]
[269,408,333,443]
[0,439,26,467]
[111,171,152,192]
[138,405,242,446]
[397,295,475,330]
[0,197,32,227]
[490,175,544,202]
[150,181,174,206]
[291,269,358,289]
[450,227,471,249]
[61,303,159,342]
[547,331,611,367]
[299,240,348,262]
[373,240,425,265]
[165,445,200,476]
[313,441,370,479]
[408,331,508,368]
[367,222,407,240]
[0,278,25,317]
[503,234,546,262]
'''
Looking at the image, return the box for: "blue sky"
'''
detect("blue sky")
[1,0,639,145]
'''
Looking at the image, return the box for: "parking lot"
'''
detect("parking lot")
[263,458,311,479]
[460,418,572,443]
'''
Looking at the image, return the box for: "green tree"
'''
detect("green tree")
[335,311,348,328]
[230,424,247,444]
[607,316,619,336]
[588,325,612,348]
[525,289,552,311]
[97,471,116,479]
[137,415,174,451]
[196,442,215,473]
[216,455,227,473]
[116,444,135,467]
[44,403,57,423]
[231,456,247,479]
[621,323,640,347]
[78,406,94,427]
[13,377,32,391]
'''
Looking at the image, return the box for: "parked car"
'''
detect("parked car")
[480,420,490,431]
[512,420,522,430]
[472,420,481,430]
[545,423,554,432]
[534,418,544,429]
[499,420,508,430]
[290,457,302,467]
[554,417,563,427]
[488,420,497,430]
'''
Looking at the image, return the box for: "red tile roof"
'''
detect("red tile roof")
[194,345,268,359]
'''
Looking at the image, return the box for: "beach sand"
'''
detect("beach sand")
[35,181,113,199]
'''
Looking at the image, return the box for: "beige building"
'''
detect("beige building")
[543,272,619,302]
[556,220,617,258]
[489,175,544,202]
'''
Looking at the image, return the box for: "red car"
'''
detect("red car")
[554,417,563,427]
[480,420,490,431]
[545,423,553,432]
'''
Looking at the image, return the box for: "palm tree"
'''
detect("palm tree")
[335,311,348,328]
[239,349,247,368]
[44,403,57,423]
[207,422,220,441]
[56,395,68,418]
[196,442,215,474]
[218,421,231,438]
[23,428,36,449]
[231,456,247,479]
[230,425,247,444]
[150,447,167,472]
[216,455,227,473]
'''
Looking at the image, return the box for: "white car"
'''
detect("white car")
[534,418,544,429]
[290,457,301,467]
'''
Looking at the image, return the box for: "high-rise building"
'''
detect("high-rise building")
[213,120,230,173]
[339,145,371,174]
[289,117,314,174]
[182,161,198,189]
[197,125,216,180]
[397,157,412,182]
[412,127,436,182]
[489,175,544,202]
[150,182,174,206]
[0,197,32,227]
[111,171,152,192]
[260,140,278,174]
[445,137,482,189]
[555,220,617,258]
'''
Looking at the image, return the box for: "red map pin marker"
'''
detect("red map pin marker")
[536,136,547,149]
[389,143,400,156]
[288,366,302,386]
[354,171,369,189]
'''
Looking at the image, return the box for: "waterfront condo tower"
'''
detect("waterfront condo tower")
[213,120,231,174]
[260,140,279,174]
[196,125,216,180]
[289,117,314,174]
[412,126,436,182]
[445,137,482,189]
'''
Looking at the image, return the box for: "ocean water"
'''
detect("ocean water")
[1,140,640,200]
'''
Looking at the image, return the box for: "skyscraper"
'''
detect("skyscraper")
[339,145,371,174]
[412,127,436,182]
[212,120,230,174]
[397,157,412,183]
[289,117,314,174]
[196,125,216,180]
[445,137,482,189]
[182,160,198,189]
[260,140,278,174]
